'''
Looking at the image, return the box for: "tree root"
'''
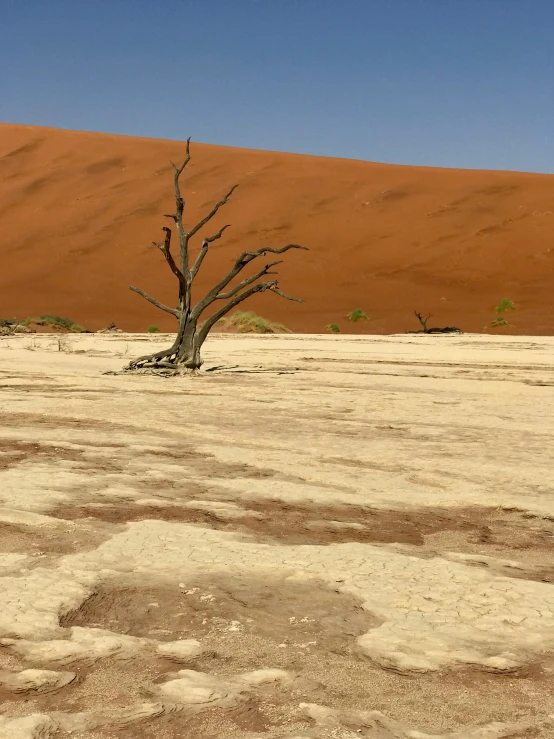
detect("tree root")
[406,327,463,334]
[104,358,202,377]
[126,350,178,370]
[104,368,196,378]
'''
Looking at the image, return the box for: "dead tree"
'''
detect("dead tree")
[415,311,432,333]
[408,310,463,334]
[125,139,307,374]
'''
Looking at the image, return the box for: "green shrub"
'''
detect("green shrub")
[490,316,511,327]
[27,314,85,332]
[495,298,516,315]
[228,311,291,334]
[487,298,516,329]
[147,325,160,333]
[325,323,341,333]
[347,309,369,323]
[36,315,74,329]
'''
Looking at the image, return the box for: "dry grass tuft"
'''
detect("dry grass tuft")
[217,311,291,334]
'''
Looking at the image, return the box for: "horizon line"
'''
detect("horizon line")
[2,119,552,178]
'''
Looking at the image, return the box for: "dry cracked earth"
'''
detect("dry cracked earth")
[0,331,553,739]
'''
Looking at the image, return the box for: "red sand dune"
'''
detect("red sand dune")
[0,123,553,334]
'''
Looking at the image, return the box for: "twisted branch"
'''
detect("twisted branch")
[164,137,192,280]
[188,185,238,239]
[164,136,192,222]
[191,243,307,320]
[214,261,282,300]
[196,278,303,346]
[190,224,231,279]
[129,286,179,317]
[152,227,185,285]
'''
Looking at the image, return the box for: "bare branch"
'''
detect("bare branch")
[196,278,302,346]
[187,185,238,239]
[152,227,185,284]
[191,243,307,320]
[190,224,231,280]
[268,285,304,303]
[166,139,192,279]
[164,138,192,222]
[170,137,191,178]
[129,286,180,317]
[236,243,308,267]
[196,281,276,343]
[205,223,231,243]
[214,261,283,301]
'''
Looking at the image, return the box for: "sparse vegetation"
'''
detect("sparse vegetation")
[125,138,306,374]
[324,309,368,334]
[226,311,291,334]
[147,325,160,333]
[27,314,85,332]
[56,336,71,352]
[495,298,516,314]
[347,309,369,323]
[488,298,516,328]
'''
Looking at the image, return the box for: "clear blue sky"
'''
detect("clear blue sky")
[2,0,553,173]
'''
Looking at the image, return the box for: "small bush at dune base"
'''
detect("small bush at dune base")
[324,308,368,334]
[147,325,160,333]
[347,309,369,323]
[490,316,511,327]
[27,315,85,332]
[484,298,516,329]
[227,311,291,334]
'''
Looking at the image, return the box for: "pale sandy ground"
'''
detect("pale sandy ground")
[0,332,553,739]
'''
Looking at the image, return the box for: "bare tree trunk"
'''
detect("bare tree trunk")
[123,138,307,375]
[415,311,432,333]
[128,314,200,371]
[175,317,201,369]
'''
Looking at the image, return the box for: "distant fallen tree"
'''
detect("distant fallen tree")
[0,318,34,335]
[97,322,122,333]
[407,311,463,334]
[124,138,307,374]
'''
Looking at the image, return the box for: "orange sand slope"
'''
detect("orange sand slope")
[0,123,553,334]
